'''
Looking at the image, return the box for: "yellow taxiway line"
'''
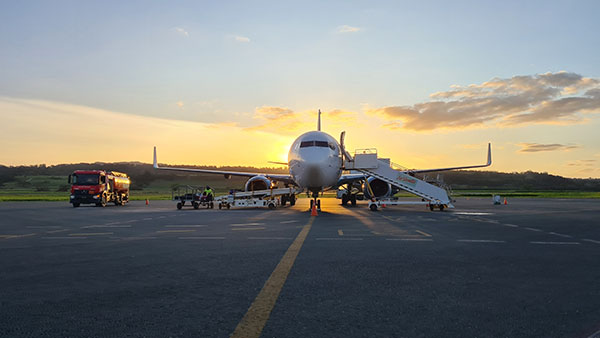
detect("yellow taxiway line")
[230,216,315,338]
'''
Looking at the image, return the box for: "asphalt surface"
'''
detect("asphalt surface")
[0,198,599,338]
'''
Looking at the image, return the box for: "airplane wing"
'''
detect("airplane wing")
[153,147,296,184]
[402,143,492,174]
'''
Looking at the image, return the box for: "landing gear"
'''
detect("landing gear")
[341,193,357,206]
[289,194,296,206]
[310,198,321,211]
[281,195,288,206]
[309,191,321,211]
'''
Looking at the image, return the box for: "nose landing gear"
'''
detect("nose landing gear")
[310,199,321,211]
[309,191,321,211]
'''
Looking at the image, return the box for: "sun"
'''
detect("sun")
[279,144,290,163]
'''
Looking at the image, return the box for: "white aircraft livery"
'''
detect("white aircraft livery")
[153,110,491,210]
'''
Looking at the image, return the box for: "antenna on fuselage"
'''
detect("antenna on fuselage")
[317,109,321,131]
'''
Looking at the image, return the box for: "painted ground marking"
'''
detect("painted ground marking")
[230,217,314,338]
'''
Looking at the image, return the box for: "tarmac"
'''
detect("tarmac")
[0,197,599,338]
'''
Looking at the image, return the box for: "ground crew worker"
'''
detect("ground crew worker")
[204,186,214,202]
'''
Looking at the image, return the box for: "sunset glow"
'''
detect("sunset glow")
[0,2,598,178]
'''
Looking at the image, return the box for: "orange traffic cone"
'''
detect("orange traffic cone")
[145,199,149,205]
[311,204,318,216]
[503,198,507,205]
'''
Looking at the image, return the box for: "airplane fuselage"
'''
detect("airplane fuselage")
[288,131,343,195]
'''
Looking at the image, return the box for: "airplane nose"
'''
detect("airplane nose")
[305,164,324,187]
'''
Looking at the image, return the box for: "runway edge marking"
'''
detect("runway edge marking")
[230,216,315,338]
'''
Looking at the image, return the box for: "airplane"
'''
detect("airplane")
[153,110,492,211]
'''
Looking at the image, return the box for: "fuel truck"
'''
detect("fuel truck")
[68,170,130,207]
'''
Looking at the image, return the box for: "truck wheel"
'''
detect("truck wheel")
[341,195,348,205]
[351,194,357,206]
[72,203,80,208]
[218,203,222,210]
[193,202,199,209]
[97,196,107,207]
[268,202,276,209]
[177,202,183,210]
[290,195,296,206]
[210,202,214,209]
[439,205,445,211]
[370,204,378,212]
[429,204,434,211]
[226,203,231,209]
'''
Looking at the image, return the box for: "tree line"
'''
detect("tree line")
[0,162,598,191]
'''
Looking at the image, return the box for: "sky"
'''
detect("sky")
[1,0,599,178]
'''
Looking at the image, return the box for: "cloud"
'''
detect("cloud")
[368,71,600,131]
[309,109,357,123]
[566,159,599,174]
[173,27,189,37]
[566,159,596,167]
[176,101,184,108]
[245,107,358,135]
[254,106,295,120]
[517,143,580,153]
[232,35,250,43]
[326,109,356,120]
[246,106,310,133]
[337,25,361,33]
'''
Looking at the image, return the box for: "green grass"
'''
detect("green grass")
[1,176,598,201]
[450,190,600,199]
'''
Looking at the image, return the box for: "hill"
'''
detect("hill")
[0,162,599,199]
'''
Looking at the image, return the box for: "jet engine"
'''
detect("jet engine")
[363,177,392,199]
[245,176,272,191]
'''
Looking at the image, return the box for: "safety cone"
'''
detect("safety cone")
[145,199,149,205]
[503,198,507,205]
[311,204,318,216]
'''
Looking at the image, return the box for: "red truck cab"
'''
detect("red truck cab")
[68,170,130,207]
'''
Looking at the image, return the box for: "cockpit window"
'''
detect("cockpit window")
[299,140,336,150]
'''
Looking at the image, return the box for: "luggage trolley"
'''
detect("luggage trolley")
[172,185,214,210]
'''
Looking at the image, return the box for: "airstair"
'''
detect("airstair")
[343,149,454,211]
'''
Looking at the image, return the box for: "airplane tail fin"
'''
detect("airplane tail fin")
[153,146,159,169]
[317,109,321,131]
